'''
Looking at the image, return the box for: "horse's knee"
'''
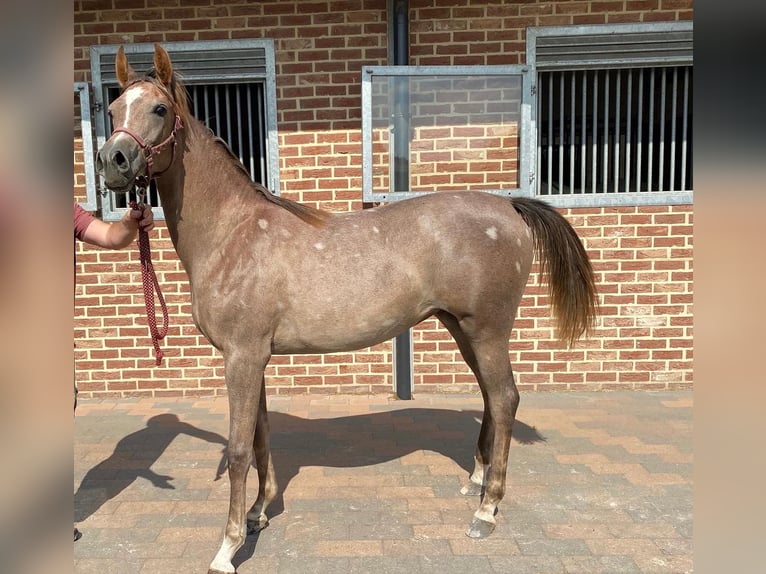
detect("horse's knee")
[509,384,520,407]
[505,380,520,415]
[226,443,252,472]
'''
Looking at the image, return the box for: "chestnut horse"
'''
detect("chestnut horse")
[96,44,597,574]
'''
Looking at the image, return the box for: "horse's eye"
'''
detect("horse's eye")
[154,104,168,117]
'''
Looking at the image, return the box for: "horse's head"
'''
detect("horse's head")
[96,44,184,194]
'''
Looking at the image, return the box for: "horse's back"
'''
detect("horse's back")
[269,191,535,353]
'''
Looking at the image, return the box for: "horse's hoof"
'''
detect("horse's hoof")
[247,517,269,534]
[466,517,495,539]
[460,482,484,496]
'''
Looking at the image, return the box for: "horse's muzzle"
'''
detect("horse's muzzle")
[96,137,145,193]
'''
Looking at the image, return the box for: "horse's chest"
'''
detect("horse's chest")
[188,275,274,348]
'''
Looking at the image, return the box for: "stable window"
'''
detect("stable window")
[361,66,534,203]
[89,40,279,220]
[527,22,693,207]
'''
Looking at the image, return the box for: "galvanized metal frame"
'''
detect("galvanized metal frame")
[527,22,693,208]
[362,65,535,203]
[89,39,279,221]
[74,82,98,211]
[527,21,693,71]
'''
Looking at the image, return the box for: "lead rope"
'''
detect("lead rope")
[129,194,168,365]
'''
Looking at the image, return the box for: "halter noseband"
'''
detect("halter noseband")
[111,113,183,190]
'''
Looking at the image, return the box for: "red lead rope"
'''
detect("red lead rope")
[129,200,168,365]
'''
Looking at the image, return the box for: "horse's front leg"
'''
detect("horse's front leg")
[208,349,268,574]
[247,380,277,533]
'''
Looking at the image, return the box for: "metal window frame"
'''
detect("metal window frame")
[527,22,693,208]
[75,82,98,211]
[89,39,279,221]
[361,65,535,203]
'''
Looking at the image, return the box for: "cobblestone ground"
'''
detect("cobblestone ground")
[74,391,692,573]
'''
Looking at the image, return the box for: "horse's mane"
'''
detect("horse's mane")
[135,68,328,228]
[212,136,329,227]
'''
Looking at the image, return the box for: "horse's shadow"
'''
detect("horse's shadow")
[75,406,544,569]
[74,413,228,523]
[233,407,545,567]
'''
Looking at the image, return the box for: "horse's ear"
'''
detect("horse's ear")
[115,46,134,89]
[153,43,173,87]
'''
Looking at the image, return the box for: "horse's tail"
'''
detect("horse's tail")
[510,197,598,347]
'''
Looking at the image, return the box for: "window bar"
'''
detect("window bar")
[235,85,244,167]
[636,70,643,193]
[604,71,612,193]
[647,69,655,192]
[592,71,598,194]
[569,71,575,195]
[547,73,553,195]
[659,68,667,191]
[191,86,200,120]
[257,85,267,184]
[669,67,678,191]
[681,67,690,191]
[224,85,233,159]
[246,84,256,178]
[625,70,633,194]
[581,71,587,194]
[559,72,564,195]
[214,86,222,136]
[203,86,211,131]
[613,70,621,194]
[536,74,542,195]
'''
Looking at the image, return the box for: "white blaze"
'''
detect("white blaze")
[123,85,147,126]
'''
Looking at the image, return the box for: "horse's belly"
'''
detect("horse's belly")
[271,304,430,355]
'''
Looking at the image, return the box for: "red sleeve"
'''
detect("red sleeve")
[74,203,96,241]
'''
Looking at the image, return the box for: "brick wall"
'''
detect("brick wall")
[74,0,693,398]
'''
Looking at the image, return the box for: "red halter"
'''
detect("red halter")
[111,114,183,189]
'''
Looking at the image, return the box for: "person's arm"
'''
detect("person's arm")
[80,205,155,250]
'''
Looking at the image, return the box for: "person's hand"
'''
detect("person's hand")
[128,204,155,232]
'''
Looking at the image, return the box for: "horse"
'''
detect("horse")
[96,44,597,574]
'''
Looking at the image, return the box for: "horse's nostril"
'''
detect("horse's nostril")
[112,150,132,174]
[113,150,127,168]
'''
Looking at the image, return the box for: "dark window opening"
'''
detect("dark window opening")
[537,66,693,196]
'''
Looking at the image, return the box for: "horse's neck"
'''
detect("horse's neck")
[156,121,265,273]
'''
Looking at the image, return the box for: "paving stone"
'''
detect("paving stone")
[75,390,692,573]
[488,554,566,573]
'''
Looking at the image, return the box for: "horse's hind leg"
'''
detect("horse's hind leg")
[247,381,277,533]
[209,350,268,574]
[466,348,519,539]
[438,313,519,539]
[438,313,493,498]
[460,398,493,497]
